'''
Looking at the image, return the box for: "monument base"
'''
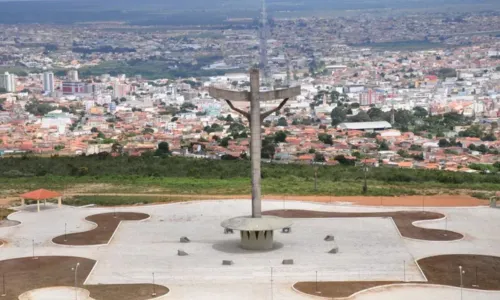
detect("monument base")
[240,230,274,250]
[221,215,292,251]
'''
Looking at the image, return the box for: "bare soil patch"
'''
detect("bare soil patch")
[294,255,500,298]
[0,256,167,300]
[53,212,149,245]
[264,209,462,241]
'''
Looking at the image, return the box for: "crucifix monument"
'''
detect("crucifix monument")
[209,68,301,250]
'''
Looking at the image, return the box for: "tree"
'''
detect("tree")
[225,114,234,122]
[119,97,127,102]
[379,140,389,151]
[397,149,410,158]
[409,144,423,151]
[111,142,123,154]
[277,117,288,127]
[438,139,451,148]
[481,133,497,142]
[437,68,457,79]
[180,102,196,111]
[143,127,154,135]
[261,136,276,159]
[218,137,230,147]
[156,142,170,155]
[350,110,371,122]
[468,144,477,151]
[478,144,488,154]
[413,106,428,118]
[367,107,385,121]
[25,100,55,116]
[274,131,287,143]
[330,91,340,102]
[314,153,326,162]
[91,127,99,133]
[318,133,333,145]
[413,153,424,161]
[308,148,316,154]
[331,106,347,126]
[334,155,355,166]
[97,132,105,139]
[393,109,414,128]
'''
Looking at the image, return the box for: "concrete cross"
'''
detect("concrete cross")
[209,68,301,218]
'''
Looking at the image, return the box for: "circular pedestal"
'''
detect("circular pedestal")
[19,287,93,300]
[221,216,292,251]
[240,230,274,250]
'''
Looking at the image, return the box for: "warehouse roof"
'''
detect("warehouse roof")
[337,121,392,130]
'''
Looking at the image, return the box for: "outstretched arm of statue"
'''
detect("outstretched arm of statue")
[225,100,250,120]
[260,98,289,121]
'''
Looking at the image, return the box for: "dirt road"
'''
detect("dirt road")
[64,193,487,207]
[0,193,487,207]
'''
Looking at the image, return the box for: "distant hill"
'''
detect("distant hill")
[0,0,498,24]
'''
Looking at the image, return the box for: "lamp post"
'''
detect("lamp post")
[362,158,368,194]
[1,273,5,297]
[152,272,156,296]
[71,262,80,300]
[32,239,37,260]
[459,265,465,300]
[64,223,67,242]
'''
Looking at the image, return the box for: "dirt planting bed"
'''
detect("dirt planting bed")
[53,212,149,245]
[294,254,500,298]
[0,256,168,300]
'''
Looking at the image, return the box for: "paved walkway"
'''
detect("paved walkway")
[0,200,498,299]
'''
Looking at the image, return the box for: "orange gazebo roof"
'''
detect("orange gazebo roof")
[20,189,62,200]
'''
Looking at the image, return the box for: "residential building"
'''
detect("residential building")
[0,72,16,92]
[67,69,79,82]
[43,72,55,93]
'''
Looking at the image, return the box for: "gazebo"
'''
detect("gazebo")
[20,189,63,212]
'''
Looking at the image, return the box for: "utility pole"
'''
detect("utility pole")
[362,158,368,194]
[314,166,318,192]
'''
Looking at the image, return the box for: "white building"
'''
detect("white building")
[43,72,55,93]
[113,82,130,98]
[0,72,17,92]
[67,69,79,82]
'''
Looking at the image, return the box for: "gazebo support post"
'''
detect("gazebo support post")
[21,198,25,207]
[58,196,62,208]
[37,201,40,213]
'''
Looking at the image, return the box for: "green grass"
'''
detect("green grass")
[0,208,14,220]
[0,175,473,198]
[65,195,192,206]
[470,192,494,200]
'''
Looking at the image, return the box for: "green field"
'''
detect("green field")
[0,156,498,199]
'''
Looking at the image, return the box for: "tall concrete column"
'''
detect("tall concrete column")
[250,68,262,218]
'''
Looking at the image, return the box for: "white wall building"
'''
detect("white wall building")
[67,69,79,82]
[0,72,17,92]
[43,72,55,93]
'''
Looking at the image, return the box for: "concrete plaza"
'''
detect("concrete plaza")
[1,199,499,299]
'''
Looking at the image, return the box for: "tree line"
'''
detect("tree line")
[1,155,500,187]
